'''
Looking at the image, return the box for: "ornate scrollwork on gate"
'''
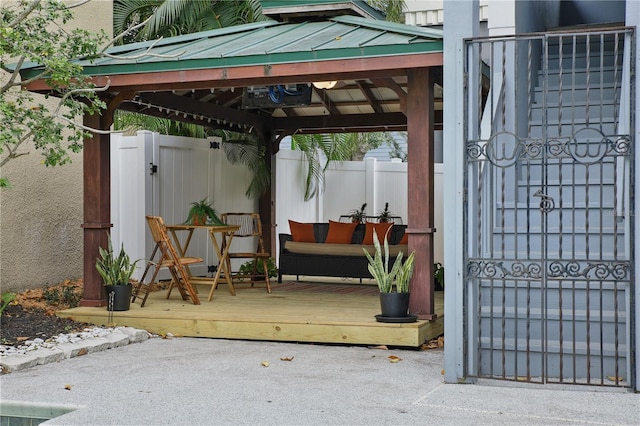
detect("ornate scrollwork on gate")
[468,260,542,279]
[556,128,632,165]
[613,135,631,155]
[547,260,630,280]
[533,189,555,213]
[467,134,544,165]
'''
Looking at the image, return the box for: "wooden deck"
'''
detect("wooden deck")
[58,277,444,347]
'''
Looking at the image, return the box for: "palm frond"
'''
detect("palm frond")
[223,136,270,198]
[365,0,406,23]
[142,0,211,39]
[113,0,161,43]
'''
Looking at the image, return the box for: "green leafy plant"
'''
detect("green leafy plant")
[0,292,16,315]
[96,234,141,286]
[377,202,392,223]
[185,197,224,225]
[43,284,81,307]
[434,262,445,291]
[363,229,415,293]
[238,257,278,278]
[349,203,367,223]
[1,0,108,188]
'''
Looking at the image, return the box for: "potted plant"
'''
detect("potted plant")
[349,203,367,223]
[363,229,416,322]
[96,234,141,311]
[377,202,392,223]
[186,197,224,225]
[434,262,445,291]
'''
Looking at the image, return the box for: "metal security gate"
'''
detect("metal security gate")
[464,28,634,387]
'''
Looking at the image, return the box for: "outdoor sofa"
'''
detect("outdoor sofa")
[278,221,408,283]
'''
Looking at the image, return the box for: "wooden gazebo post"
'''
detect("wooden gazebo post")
[79,111,112,307]
[407,67,436,320]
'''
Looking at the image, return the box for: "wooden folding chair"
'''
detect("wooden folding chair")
[220,213,272,293]
[131,215,203,306]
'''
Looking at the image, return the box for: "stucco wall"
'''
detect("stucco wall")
[0,1,113,292]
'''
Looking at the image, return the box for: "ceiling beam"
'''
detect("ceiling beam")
[271,112,406,133]
[117,103,252,134]
[355,80,384,113]
[371,78,407,115]
[312,87,340,115]
[137,91,267,131]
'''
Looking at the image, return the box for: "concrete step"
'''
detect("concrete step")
[530,101,619,122]
[534,85,620,103]
[539,67,621,87]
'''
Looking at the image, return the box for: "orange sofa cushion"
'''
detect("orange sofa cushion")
[289,220,316,243]
[362,222,394,245]
[324,220,358,244]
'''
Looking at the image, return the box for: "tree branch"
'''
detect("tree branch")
[0,130,33,168]
[0,56,26,94]
[52,79,111,116]
[7,0,41,27]
[101,16,153,52]
[64,0,92,10]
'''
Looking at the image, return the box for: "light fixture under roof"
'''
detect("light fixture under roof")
[312,81,337,90]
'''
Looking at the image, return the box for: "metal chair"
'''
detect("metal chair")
[220,213,272,293]
[131,215,203,306]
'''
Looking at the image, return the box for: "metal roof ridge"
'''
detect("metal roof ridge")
[330,15,443,39]
[104,20,280,55]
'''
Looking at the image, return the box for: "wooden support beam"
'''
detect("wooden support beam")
[355,80,384,113]
[371,78,407,115]
[406,68,435,320]
[138,92,267,131]
[80,111,113,307]
[312,87,340,115]
[271,112,406,133]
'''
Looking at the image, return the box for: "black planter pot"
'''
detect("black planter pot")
[376,292,417,323]
[379,292,410,317]
[105,284,132,311]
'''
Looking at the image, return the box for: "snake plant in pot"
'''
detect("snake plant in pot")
[96,234,141,311]
[363,229,416,322]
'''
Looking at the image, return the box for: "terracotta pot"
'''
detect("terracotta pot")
[193,215,207,225]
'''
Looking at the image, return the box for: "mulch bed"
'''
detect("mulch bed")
[1,280,89,347]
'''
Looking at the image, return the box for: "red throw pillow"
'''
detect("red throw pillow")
[363,222,393,245]
[398,232,408,245]
[289,220,315,243]
[324,220,358,244]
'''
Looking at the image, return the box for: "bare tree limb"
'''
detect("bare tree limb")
[52,79,111,117]
[101,16,153,51]
[58,115,121,135]
[7,0,41,27]
[64,0,92,10]
[0,130,34,168]
[0,57,26,94]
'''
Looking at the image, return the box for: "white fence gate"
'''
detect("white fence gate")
[111,131,255,280]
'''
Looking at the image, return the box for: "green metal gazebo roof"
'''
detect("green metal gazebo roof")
[21,16,442,79]
[22,13,444,136]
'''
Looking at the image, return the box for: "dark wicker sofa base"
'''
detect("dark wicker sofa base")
[277,223,407,283]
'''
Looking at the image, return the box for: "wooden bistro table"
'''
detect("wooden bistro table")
[166,223,241,301]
